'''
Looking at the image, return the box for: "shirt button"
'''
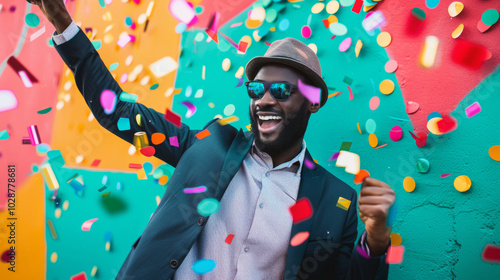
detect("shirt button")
[197,217,205,226]
[259,203,264,209]
[266,172,270,177]
[244,247,249,253]
[170,259,179,268]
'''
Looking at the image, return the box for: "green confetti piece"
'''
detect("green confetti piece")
[119,92,138,103]
[329,22,347,36]
[25,13,40,27]
[340,0,355,6]
[339,142,352,152]
[37,107,52,114]
[110,63,119,71]
[416,158,430,173]
[92,40,102,50]
[197,198,220,216]
[150,84,159,90]
[194,6,203,14]
[0,130,10,140]
[117,118,130,131]
[265,9,278,23]
[99,0,106,8]
[343,76,353,85]
[482,9,499,26]
[365,119,376,134]
[412,7,427,21]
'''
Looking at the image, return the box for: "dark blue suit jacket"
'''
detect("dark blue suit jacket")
[53,27,389,280]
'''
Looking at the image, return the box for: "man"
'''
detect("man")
[34,0,396,279]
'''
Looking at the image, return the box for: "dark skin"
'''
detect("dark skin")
[37,1,395,258]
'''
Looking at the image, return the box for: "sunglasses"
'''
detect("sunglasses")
[245,81,298,101]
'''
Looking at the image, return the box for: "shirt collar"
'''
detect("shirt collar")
[251,139,307,177]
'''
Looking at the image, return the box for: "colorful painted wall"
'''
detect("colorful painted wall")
[1,0,499,279]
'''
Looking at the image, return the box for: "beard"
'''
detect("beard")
[249,100,310,157]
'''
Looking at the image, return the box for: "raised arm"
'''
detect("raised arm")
[34,0,202,167]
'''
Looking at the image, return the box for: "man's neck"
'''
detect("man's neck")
[268,138,304,168]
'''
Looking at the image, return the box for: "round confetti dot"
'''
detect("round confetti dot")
[448,2,464,17]
[198,198,220,216]
[339,37,352,52]
[377,32,392,47]
[31,164,39,172]
[36,143,51,155]
[426,0,440,9]
[390,233,403,246]
[110,62,119,71]
[308,43,318,54]
[175,22,187,34]
[192,259,216,275]
[249,7,266,21]
[50,252,58,263]
[365,119,376,134]
[328,15,338,24]
[278,18,290,31]
[152,132,166,145]
[185,85,192,97]
[340,0,355,6]
[452,24,464,39]
[55,208,62,218]
[416,158,430,173]
[125,55,134,66]
[224,104,235,116]
[354,170,370,184]
[482,9,499,26]
[403,176,416,192]
[290,231,310,246]
[329,22,347,36]
[1,249,14,262]
[138,13,147,24]
[489,146,500,161]
[194,32,205,42]
[158,175,169,185]
[379,79,395,95]
[266,9,278,23]
[454,175,471,192]
[311,3,325,14]
[195,89,203,98]
[91,266,98,277]
[406,101,420,114]
[411,7,427,21]
[369,96,380,110]
[99,0,106,7]
[301,25,312,39]
[143,162,154,174]
[25,13,40,27]
[385,60,398,73]
[125,16,133,26]
[62,200,69,211]
[427,117,443,135]
[326,1,340,14]
[194,6,203,14]
[128,145,136,155]
[368,133,378,148]
[426,112,442,121]
[389,126,403,141]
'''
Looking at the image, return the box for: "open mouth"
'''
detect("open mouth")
[257,114,283,134]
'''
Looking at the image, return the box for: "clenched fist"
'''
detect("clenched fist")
[358,177,396,256]
[29,0,72,34]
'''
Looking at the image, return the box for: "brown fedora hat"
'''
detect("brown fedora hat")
[245,37,328,107]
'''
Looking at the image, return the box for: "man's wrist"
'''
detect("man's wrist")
[366,233,391,257]
[52,12,73,34]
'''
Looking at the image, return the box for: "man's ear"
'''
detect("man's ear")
[309,102,320,113]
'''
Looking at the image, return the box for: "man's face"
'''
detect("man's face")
[248,64,317,155]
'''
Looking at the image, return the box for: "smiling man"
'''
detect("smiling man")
[35,0,395,279]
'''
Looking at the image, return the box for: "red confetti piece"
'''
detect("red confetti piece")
[238,41,249,53]
[140,146,156,157]
[289,197,313,224]
[322,19,330,28]
[436,115,458,134]
[440,173,453,178]
[354,169,370,184]
[451,40,490,70]
[331,35,336,40]
[195,129,211,140]
[90,159,101,167]
[386,246,405,264]
[129,163,142,169]
[165,109,182,128]
[70,272,88,280]
[482,244,500,263]
[205,28,219,43]
[374,144,388,149]
[352,0,363,14]
[225,234,235,244]
[409,131,427,147]
[264,42,272,46]
[7,56,39,84]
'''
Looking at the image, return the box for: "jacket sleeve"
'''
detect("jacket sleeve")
[53,27,205,168]
[336,190,389,279]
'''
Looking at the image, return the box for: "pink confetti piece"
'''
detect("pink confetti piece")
[27,125,41,146]
[301,25,312,39]
[304,158,315,169]
[348,86,353,100]
[0,89,18,113]
[169,0,198,26]
[117,35,132,47]
[184,186,207,194]
[18,70,33,88]
[362,11,386,32]
[179,101,197,118]
[290,231,310,246]
[230,22,242,28]
[369,96,380,110]
[30,25,46,42]
[207,12,221,33]
[440,173,453,178]
[389,126,403,141]
[100,89,117,114]
[386,246,405,264]
[406,101,420,114]
[374,144,388,149]
[328,152,340,161]
[339,37,352,52]
[465,102,481,118]
[356,245,370,258]
[169,136,179,147]
[298,79,320,104]
[81,218,98,231]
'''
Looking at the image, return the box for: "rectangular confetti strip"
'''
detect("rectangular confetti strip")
[164,109,182,128]
[195,129,211,140]
[90,159,101,167]
[352,0,364,14]
[465,102,481,118]
[336,197,351,211]
[41,164,59,190]
[128,163,142,169]
[339,142,352,151]
[30,25,46,42]
[7,56,39,84]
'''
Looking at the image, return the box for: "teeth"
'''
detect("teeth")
[258,115,282,121]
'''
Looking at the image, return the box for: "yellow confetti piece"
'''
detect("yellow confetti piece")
[222,58,231,71]
[355,40,363,57]
[311,2,325,14]
[237,35,252,54]
[328,92,340,98]
[419,36,439,68]
[363,4,377,12]
[454,175,471,192]
[452,24,464,39]
[137,168,147,180]
[91,266,98,277]
[379,79,395,95]
[202,65,206,80]
[326,0,340,14]
[377,32,392,48]
[308,43,318,54]
[63,200,69,211]
[105,241,111,251]
[390,232,403,246]
[133,131,149,150]
[41,164,59,190]
[136,114,142,126]
[427,117,443,135]
[403,176,416,192]
[55,208,62,219]
[235,66,244,78]
[47,220,58,239]
[336,197,351,211]
[448,2,464,17]
[269,26,276,32]
[156,195,161,206]
[246,124,252,131]
[327,15,338,25]
[50,252,58,263]
[368,133,378,147]
[218,116,239,125]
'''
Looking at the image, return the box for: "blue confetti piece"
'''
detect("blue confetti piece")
[192,259,216,275]
[197,198,220,216]
[92,40,102,50]
[117,118,130,131]
[387,200,397,227]
[110,62,119,71]
[105,231,113,242]
[143,162,154,174]
[0,130,10,140]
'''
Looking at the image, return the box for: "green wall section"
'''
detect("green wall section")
[46,1,499,279]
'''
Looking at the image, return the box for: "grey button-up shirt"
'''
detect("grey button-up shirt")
[173,139,307,279]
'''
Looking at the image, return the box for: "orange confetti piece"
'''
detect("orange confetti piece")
[151,132,166,145]
[290,231,310,247]
[354,169,370,184]
[195,129,211,140]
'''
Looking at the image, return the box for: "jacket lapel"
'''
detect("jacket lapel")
[284,149,326,278]
[214,130,254,199]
